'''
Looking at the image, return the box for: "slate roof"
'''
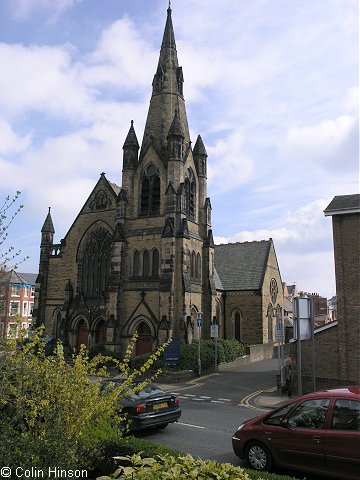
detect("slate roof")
[324,194,360,216]
[214,240,271,291]
[1,270,37,285]
[10,271,37,285]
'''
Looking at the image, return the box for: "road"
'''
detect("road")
[140,359,280,465]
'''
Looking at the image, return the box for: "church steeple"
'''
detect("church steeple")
[41,207,54,245]
[123,120,139,170]
[140,4,190,160]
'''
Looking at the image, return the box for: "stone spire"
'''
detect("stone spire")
[140,5,190,159]
[123,120,139,170]
[41,207,55,234]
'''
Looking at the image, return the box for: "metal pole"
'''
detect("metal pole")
[214,335,218,373]
[198,331,201,376]
[296,317,302,396]
[310,298,316,392]
[198,313,201,377]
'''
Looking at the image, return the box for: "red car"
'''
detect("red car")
[232,387,359,480]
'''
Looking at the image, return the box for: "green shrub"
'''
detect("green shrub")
[97,453,252,480]
[130,338,246,373]
[95,436,303,480]
[0,328,170,474]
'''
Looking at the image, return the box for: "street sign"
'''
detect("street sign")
[197,318,203,327]
[210,324,218,338]
[275,322,283,340]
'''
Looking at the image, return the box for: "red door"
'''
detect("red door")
[135,321,153,355]
[77,320,88,351]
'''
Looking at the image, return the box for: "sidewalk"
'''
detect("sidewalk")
[253,390,299,409]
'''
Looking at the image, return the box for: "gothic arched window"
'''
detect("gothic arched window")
[143,250,150,277]
[184,168,196,220]
[191,251,196,279]
[140,164,161,216]
[152,249,160,276]
[81,226,111,296]
[196,253,201,279]
[133,250,140,276]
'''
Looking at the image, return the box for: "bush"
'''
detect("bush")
[130,338,247,373]
[97,452,301,480]
[0,328,170,474]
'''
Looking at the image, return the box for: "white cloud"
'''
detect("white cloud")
[0,43,92,119]
[207,130,254,191]
[9,0,82,21]
[0,119,32,155]
[84,17,156,92]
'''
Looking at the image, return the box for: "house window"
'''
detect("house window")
[29,303,34,317]
[12,285,20,296]
[196,253,201,279]
[10,301,20,316]
[23,302,28,317]
[31,286,35,297]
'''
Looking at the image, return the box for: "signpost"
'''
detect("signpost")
[275,307,284,390]
[197,312,202,376]
[293,297,315,395]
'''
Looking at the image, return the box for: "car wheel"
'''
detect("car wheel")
[245,441,272,471]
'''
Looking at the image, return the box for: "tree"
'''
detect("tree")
[0,328,170,474]
[0,191,27,271]
[0,191,28,336]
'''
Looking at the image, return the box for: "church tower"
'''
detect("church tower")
[112,4,217,352]
[32,5,217,356]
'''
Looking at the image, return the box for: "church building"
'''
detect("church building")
[33,6,283,356]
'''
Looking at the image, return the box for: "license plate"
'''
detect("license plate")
[153,402,168,410]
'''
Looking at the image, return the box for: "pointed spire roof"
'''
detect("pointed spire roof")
[41,207,55,233]
[140,5,190,158]
[123,120,139,149]
[167,108,185,138]
[161,4,176,50]
[193,134,207,157]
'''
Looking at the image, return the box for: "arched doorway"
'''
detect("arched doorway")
[77,319,88,351]
[95,320,106,345]
[135,321,153,355]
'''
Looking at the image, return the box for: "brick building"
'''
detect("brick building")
[0,270,36,338]
[296,194,360,388]
[33,6,282,355]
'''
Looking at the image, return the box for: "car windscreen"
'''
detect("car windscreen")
[128,383,166,400]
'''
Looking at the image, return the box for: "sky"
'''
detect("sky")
[0,0,358,299]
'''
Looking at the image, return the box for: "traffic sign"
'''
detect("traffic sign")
[210,324,218,338]
[197,318,203,327]
[275,322,284,340]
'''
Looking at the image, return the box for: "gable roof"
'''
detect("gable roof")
[324,194,360,216]
[1,270,37,286]
[214,240,271,291]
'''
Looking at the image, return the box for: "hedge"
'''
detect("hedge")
[95,436,302,480]
[130,338,247,372]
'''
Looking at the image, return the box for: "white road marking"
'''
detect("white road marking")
[211,400,224,404]
[218,398,231,401]
[183,393,196,397]
[193,398,206,401]
[178,422,205,429]
[200,396,211,399]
